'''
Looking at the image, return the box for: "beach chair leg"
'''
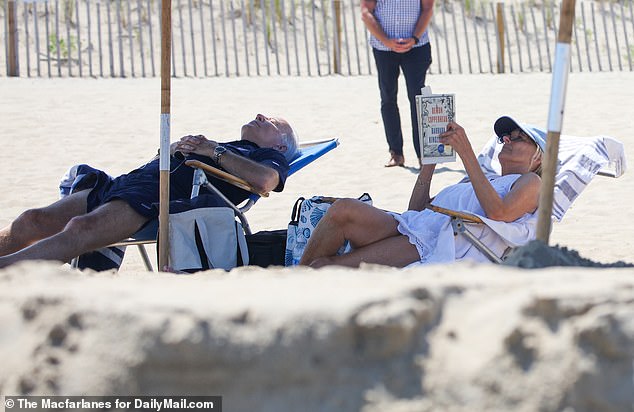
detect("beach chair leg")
[451,217,503,264]
[137,244,154,271]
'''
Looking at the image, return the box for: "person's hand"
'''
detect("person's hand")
[174,134,217,157]
[439,122,474,159]
[386,38,415,53]
[169,141,180,155]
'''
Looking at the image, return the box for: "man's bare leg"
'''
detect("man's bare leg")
[0,191,90,257]
[0,199,148,268]
[299,198,419,268]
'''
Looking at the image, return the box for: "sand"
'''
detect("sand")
[1,72,634,409]
[1,72,633,270]
[1,262,633,410]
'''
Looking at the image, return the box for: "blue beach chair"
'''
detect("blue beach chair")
[103,138,340,271]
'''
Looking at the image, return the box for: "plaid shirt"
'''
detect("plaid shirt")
[369,0,430,51]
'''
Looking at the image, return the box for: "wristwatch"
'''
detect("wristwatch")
[213,145,227,165]
[411,34,419,43]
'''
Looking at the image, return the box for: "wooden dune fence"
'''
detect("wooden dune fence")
[2,0,633,77]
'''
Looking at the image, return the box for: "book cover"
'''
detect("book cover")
[417,88,456,165]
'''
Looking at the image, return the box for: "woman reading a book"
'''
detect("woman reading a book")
[299,116,545,268]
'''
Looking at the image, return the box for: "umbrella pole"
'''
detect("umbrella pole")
[158,0,172,270]
[536,0,576,243]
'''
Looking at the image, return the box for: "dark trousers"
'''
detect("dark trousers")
[373,43,432,159]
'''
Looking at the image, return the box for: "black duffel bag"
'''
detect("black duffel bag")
[245,229,287,268]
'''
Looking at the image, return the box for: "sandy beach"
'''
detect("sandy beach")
[1,73,633,409]
[1,72,632,269]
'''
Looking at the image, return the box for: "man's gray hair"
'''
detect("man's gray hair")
[281,127,300,162]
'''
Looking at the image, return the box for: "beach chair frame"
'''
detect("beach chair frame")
[426,204,504,264]
[425,134,627,264]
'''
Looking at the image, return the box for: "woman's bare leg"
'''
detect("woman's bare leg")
[311,234,419,268]
[299,198,419,267]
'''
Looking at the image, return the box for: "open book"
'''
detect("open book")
[416,87,456,164]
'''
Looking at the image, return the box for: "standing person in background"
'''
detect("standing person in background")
[361,0,434,168]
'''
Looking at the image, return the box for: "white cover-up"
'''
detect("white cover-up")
[391,174,537,264]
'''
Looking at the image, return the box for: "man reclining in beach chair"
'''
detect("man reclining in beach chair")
[102,135,339,271]
[0,114,298,270]
[299,116,625,268]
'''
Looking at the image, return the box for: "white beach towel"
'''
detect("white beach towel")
[471,134,626,222]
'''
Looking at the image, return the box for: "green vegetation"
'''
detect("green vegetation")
[48,33,77,59]
[464,0,474,16]
[544,0,553,28]
[250,0,286,26]
[266,19,272,44]
[274,0,283,22]
[517,10,525,32]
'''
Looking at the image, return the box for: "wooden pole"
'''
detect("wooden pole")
[158,0,172,271]
[8,0,18,76]
[496,2,504,73]
[536,0,576,243]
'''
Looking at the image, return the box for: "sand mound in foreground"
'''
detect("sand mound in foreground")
[504,240,634,269]
[1,262,633,411]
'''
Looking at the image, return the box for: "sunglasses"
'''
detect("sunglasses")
[497,129,535,145]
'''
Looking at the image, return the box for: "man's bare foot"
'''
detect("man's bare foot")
[385,152,405,167]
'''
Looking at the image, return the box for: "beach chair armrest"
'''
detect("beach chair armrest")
[184,159,269,198]
[427,204,503,263]
[426,204,484,224]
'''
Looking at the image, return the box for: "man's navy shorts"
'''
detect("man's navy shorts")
[86,168,162,219]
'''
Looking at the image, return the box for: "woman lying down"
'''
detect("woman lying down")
[299,116,545,268]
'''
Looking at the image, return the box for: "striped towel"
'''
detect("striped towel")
[469,134,626,222]
[59,164,126,271]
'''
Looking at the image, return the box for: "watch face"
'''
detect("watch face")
[214,146,227,165]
